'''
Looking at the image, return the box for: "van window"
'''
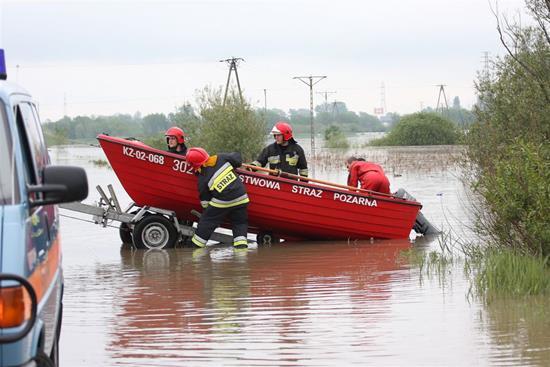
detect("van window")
[0,101,19,204]
[16,103,48,185]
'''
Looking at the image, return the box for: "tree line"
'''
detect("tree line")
[42,96,473,145]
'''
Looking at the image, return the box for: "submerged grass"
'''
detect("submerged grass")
[403,230,550,300]
[474,249,550,299]
[400,233,455,282]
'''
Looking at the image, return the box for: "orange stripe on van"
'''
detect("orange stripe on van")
[27,237,61,303]
[0,238,61,327]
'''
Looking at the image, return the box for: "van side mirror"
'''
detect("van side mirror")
[28,166,88,207]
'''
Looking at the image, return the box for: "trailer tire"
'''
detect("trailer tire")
[119,223,133,244]
[257,231,280,245]
[133,215,178,249]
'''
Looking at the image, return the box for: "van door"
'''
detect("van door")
[15,102,61,354]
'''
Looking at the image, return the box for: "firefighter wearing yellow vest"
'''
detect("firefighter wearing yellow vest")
[186,147,249,249]
[250,121,308,177]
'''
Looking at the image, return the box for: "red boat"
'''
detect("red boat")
[97,134,422,240]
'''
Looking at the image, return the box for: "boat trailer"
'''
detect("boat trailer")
[59,184,241,249]
[60,185,439,249]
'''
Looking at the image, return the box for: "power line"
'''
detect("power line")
[220,57,244,106]
[293,75,326,178]
[316,91,336,112]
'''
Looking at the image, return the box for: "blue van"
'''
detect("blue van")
[0,49,88,366]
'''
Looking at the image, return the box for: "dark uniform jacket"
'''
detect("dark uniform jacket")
[168,144,187,155]
[197,153,249,209]
[252,139,308,177]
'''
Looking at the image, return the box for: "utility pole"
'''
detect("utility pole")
[220,57,244,106]
[478,52,491,111]
[482,51,490,79]
[293,75,326,178]
[435,84,449,113]
[263,88,267,125]
[63,93,67,117]
[380,82,387,114]
[332,100,340,121]
[316,91,336,112]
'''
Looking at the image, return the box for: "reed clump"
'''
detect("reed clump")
[402,228,550,299]
[473,248,550,299]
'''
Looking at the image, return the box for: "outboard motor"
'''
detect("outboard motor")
[394,188,441,235]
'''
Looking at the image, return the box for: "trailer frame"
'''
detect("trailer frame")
[60,184,239,249]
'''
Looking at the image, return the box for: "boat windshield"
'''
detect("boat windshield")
[0,101,18,205]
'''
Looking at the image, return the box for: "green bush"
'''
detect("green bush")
[467,8,550,258]
[44,130,68,146]
[474,141,550,257]
[370,112,459,146]
[191,87,266,162]
[323,125,349,149]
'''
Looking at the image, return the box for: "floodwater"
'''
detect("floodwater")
[51,143,550,366]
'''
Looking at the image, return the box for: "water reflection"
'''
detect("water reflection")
[107,241,412,365]
[481,297,550,366]
[54,145,550,366]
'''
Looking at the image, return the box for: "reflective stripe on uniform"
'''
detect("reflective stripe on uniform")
[207,162,231,188]
[192,234,207,248]
[209,194,249,208]
[299,168,309,177]
[200,200,209,208]
[233,236,248,247]
[267,155,280,164]
[286,153,299,166]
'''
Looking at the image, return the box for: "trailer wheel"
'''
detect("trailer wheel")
[133,215,178,249]
[257,231,280,245]
[119,223,133,244]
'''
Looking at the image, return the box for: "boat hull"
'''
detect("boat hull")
[97,135,422,240]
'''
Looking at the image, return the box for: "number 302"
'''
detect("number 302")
[172,160,194,174]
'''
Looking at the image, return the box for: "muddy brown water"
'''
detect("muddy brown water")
[51,144,550,366]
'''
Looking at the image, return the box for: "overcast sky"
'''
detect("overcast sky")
[0,0,528,121]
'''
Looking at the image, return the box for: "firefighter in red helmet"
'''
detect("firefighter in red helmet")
[165,126,187,155]
[250,121,308,177]
[185,147,249,249]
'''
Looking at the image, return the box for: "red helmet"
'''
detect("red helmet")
[271,121,293,141]
[185,147,209,170]
[165,126,186,144]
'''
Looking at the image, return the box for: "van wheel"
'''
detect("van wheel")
[50,301,61,367]
[34,350,56,367]
[119,223,133,244]
[257,231,279,245]
[133,215,178,249]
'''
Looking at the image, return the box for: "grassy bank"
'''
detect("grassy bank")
[402,233,550,300]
